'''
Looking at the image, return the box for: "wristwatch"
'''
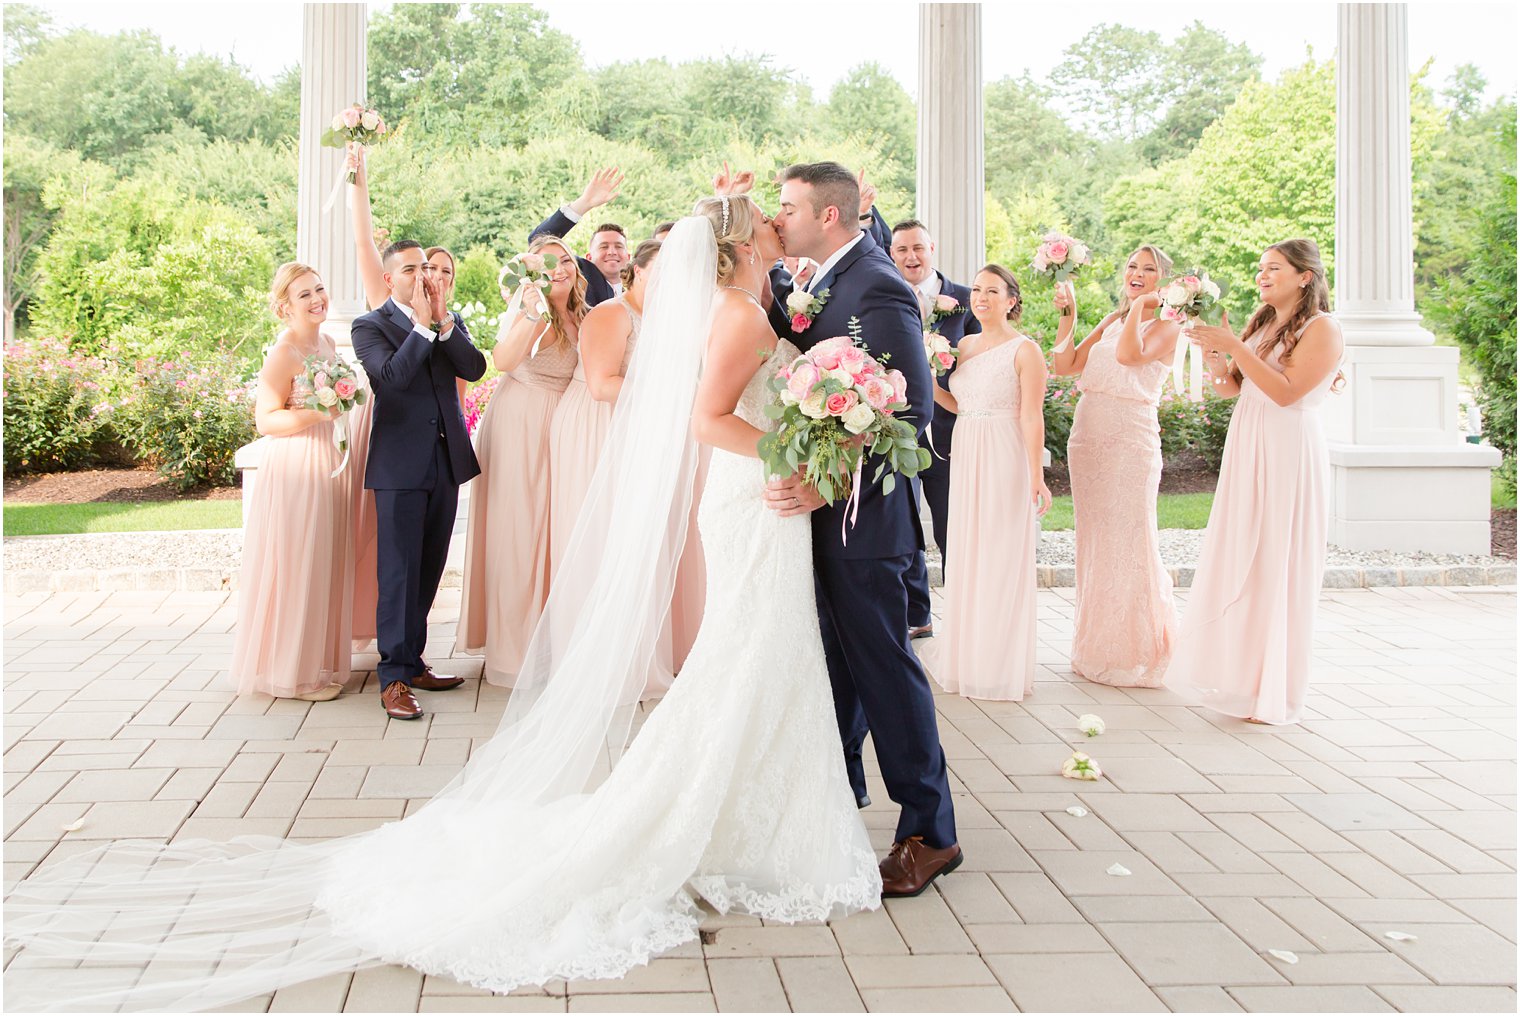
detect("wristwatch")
[431,317,450,333]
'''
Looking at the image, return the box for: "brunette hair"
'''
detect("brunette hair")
[380,239,423,266]
[891,219,931,239]
[1237,238,1337,386]
[268,261,323,319]
[778,161,859,230]
[619,239,662,290]
[693,195,760,285]
[592,223,626,239]
[1114,244,1174,317]
[526,235,587,349]
[652,221,677,238]
[976,263,1023,322]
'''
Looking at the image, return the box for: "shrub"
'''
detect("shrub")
[1191,391,1237,469]
[113,352,257,490]
[1042,373,1080,464]
[2,337,119,473]
[463,373,500,436]
[1156,390,1198,461]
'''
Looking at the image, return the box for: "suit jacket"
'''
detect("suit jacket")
[923,270,981,439]
[351,298,487,491]
[529,207,617,307]
[767,231,932,560]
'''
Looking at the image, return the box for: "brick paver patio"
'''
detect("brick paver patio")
[4,584,1515,1012]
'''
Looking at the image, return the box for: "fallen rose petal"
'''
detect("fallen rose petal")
[1066,806,1088,818]
[1384,931,1417,942]
[1267,950,1299,964]
[61,818,84,832]
[1077,713,1106,737]
[1106,863,1131,876]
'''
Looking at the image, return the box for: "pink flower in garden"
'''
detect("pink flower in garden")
[342,107,362,129]
[824,390,858,417]
[790,312,812,333]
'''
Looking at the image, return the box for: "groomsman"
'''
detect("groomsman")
[351,241,486,719]
[889,220,980,639]
[529,167,630,306]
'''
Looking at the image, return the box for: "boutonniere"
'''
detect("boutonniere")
[785,287,830,333]
[927,293,961,326]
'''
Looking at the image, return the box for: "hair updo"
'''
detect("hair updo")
[268,261,323,320]
[692,195,758,285]
[977,263,1023,321]
[619,239,662,290]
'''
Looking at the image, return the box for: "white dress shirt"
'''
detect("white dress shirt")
[395,299,446,342]
[806,231,865,293]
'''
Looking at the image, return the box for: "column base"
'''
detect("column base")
[1329,442,1502,555]
[234,436,269,522]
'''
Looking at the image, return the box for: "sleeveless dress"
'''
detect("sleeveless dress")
[346,385,379,650]
[924,336,1040,701]
[547,301,707,688]
[229,343,354,697]
[455,336,578,685]
[1067,318,1178,687]
[1165,313,1338,724]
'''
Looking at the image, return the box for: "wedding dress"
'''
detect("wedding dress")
[4,218,880,1012]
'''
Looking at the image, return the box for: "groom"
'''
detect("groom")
[763,162,961,897]
[351,241,487,720]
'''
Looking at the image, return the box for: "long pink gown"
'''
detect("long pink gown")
[346,394,379,650]
[1165,314,1337,724]
[926,336,1040,701]
[229,345,354,697]
[455,337,577,686]
[546,302,706,690]
[1067,318,1178,687]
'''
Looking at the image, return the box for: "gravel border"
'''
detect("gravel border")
[5,528,1514,594]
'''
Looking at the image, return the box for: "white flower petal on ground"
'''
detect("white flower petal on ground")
[1106,863,1131,877]
[1384,931,1417,942]
[1077,713,1106,737]
[1065,806,1088,818]
[1061,752,1103,781]
[1267,949,1299,964]
[61,818,84,832]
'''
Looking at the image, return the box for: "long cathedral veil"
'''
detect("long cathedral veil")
[4,217,720,1012]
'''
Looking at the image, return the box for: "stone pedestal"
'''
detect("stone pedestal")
[297,3,368,343]
[1331,3,1496,554]
[917,4,983,284]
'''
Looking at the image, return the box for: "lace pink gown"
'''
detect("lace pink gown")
[456,337,577,686]
[229,350,354,697]
[925,336,1040,701]
[547,303,706,689]
[1165,314,1337,724]
[1067,318,1178,687]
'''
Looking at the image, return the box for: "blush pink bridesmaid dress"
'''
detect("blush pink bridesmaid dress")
[1066,318,1178,687]
[1165,313,1338,724]
[346,392,379,651]
[455,336,578,686]
[230,344,354,698]
[925,336,1040,702]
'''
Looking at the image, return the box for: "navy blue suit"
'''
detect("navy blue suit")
[351,299,487,688]
[768,230,957,851]
[904,271,981,626]
[529,208,617,307]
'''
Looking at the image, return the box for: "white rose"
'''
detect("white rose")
[1202,279,1221,299]
[841,402,876,434]
[827,367,854,387]
[1162,282,1189,306]
[785,290,814,315]
[800,391,828,419]
[1077,713,1106,737]
[779,387,800,406]
[316,387,339,407]
[331,115,345,131]
[361,110,380,131]
[1060,752,1102,781]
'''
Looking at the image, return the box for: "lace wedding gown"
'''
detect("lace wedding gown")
[5,332,880,1011]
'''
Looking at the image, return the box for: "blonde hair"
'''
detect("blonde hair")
[268,261,322,319]
[693,195,758,284]
[526,235,587,350]
[1115,244,1174,317]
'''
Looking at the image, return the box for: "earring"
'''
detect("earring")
[749,253,756,266]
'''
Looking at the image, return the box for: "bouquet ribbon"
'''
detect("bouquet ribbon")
[1170,330,1204,402]
[330,415,351,478]
[504,282,552,358]
[839,457,865,546]
[320,173,352,217]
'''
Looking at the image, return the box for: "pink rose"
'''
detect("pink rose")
[937,352,955,369]
[935,294,958,312]
[1182,275,1201,290]
[1032,253,1049,272]
[860,376,892,411]
[1047,240,1069,262]
[837,345,868,374]
[812,348,841,370]
[787,362,821,399]
[825,390,858,417]
[341,107,361,129]
[314,371,330,389]
[791,312,812,332]
[334,377,358,399]
[886,368,908,404]
[811,336,853,356]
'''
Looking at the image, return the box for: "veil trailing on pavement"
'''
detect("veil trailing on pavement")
[4,217,720,1012]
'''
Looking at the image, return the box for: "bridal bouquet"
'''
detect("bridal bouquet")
[1030,232,1093,317]
[924,330,957,377]
[759,321,930,517]
[499,251,561,325]
[320,104,389,184]
[1156,270,1229,324]
[302,355,369,477]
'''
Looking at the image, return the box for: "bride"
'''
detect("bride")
[4,201,881,1012]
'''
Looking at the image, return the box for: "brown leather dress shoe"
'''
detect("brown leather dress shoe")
[411,665,464,692]
[879,837,963,898]
[381,680,423,720]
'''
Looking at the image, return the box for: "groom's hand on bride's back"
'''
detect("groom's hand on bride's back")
[764,471,826,517]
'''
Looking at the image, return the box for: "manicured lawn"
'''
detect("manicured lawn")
[1041,492,1214,531]
[4,501,242,536]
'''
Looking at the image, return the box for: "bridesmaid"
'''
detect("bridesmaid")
[922,265,1052,701]
[1051,246,1182,687]
[1165,239,1344,725]
[455,235,585,685]
[229,263,354,701]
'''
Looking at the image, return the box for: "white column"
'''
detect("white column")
[917,4,983,284]
[297,3,367,330]
[1327,3,1497,555]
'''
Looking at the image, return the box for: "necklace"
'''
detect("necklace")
[722,284,762,308]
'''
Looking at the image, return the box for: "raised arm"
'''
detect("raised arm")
[1050,284,1120,377]
[1114,292,1181,367]
[254,341,335,437]
[346,145,389,310]
[529,166,624,243]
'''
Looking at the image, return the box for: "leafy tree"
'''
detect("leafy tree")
[3,133,102,339]
[1051,24,1165,142]
[1140,22,1262,163]
[3,3,51,64]
[140,139,299,261]
[825,63,916,185]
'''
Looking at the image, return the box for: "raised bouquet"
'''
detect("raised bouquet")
[759,321,930,529]
[320,104,389,184]
[1156,269,1229,324]
[1030,231,1092,318]
[302,355,368,476]
[923,330,957,377]
[499,251,561,325]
